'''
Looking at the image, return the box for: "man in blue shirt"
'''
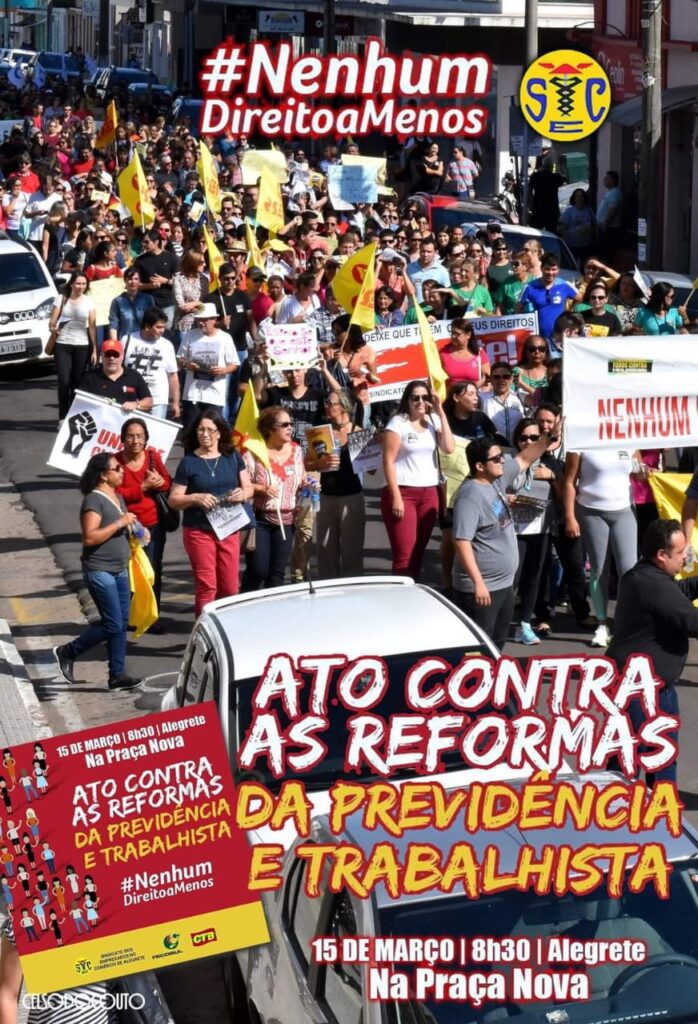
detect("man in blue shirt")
[516,253,582,349]
[406,236,450,301]
[107,267,155,344]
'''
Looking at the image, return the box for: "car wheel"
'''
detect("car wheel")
[222,954,251,1024]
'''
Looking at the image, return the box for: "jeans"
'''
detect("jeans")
[66,569,130,678]
[242,519,295,590]
[182,527,240,617]
[381,485,439,582]
[55,343,91,419]
[183,400,224,431]
[514,533,549,623]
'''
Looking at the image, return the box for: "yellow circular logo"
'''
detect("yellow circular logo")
[519,49,611,142]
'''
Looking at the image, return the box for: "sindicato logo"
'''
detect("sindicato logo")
[520,49,611,142]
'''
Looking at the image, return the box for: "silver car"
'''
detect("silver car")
[236,771,698,1024]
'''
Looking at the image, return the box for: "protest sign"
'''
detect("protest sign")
[441,312,539,367]
[48,392,179,477]
[347,429,383,473]
[341,153,387,185]
[325,167,356,211]
[265,322,318,370]
[564,336,698,450]
[305,424,336,458]
[240,149,289,185]
[3,706,269,993]
[327,164,377,204]
[89,278,127,327]
[206,502,251,540]
[363,322,432,402]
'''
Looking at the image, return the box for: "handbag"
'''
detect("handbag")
[149,452,180,532]
[45,295,66,357]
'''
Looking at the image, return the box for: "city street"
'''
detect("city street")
[2,363,698,1022]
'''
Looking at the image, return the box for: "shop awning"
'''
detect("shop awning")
[608,84,698,127]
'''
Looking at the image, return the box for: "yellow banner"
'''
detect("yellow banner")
[203,224,225,292]
[349,242,377,333]
[332,242,375,318]
[117,154,155,228]
[197,140,222,216]
[95,100,117,149]
[257,166,285,233]
[414,297,448,400]
[21,902,269,994]
[245,218,264,272]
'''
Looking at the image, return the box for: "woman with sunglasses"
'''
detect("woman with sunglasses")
[632,281,689,335]
[169,408,253,616]
[513,334,548,411]
[486,240,513,308]
[442,258,494,316]
[381,379,455,581]
[241,406,306,591]
[581,282,623,336]
[52,453,142,691]
[508,418,562,644]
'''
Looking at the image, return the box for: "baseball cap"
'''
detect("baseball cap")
[487,220,503,232]
[102,340,123,356]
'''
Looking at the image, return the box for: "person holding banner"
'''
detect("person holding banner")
[381,380,455,582]
[563,449,639,648]
[632,282,689,335]
[241,406,306,591]
[439,319,490,388]
[306,390,365,579]
[49,272,98,423]
[53,453,142,691]
[169,409,252,617]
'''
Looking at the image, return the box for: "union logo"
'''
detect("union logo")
[519,49,611,142]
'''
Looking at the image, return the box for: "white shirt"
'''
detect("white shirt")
[386,413,441,487]
[124,332,178,406]
[576,448,633,511]
[276,293,321,324]
[25,190,59,241]
[53,295,94,347]
[480,390,525,443]
[179,327,238,406]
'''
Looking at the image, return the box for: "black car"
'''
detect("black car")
[94,66,159,101]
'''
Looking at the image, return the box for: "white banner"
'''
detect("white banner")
[563,337,698,451]
[266,323,318,370]
[47,391,180,477]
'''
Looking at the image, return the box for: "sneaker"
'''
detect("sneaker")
[107,674,143,691]
[53,645,75,683]
[515,622,541,645]
[591,624,612,647]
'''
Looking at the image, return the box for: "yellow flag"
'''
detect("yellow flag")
[96,100,117,149]
[245,218,264,272]
[202,224,225,292]
[233,384,271,470]
[413,296,448,400]
[128,540,157,637]
[117,153,155,227]
[332,242,376,318]
[257,165,284,232]
[349,243,377,332]
[197,139,221,216]
[648,472,698,579]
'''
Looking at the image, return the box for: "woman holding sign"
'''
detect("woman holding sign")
[169,409,252,617]
[306,390,365,579]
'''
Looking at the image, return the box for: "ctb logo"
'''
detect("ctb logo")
[520,49,611,142]
[191,928,217,947]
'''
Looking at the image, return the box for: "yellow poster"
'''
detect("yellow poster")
[89,277,127,327]
[241,149,289,186]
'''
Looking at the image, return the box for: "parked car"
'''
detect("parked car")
[639,270,698,320]
[467,222,580,282]
[0,233,58,365]
[235,770,698,1024]
[161,577,502,797]
[127,82,175,113]
[407,193,514,229]
[166,97,203,135]
[26,51,81,85]
[94,65,160,101]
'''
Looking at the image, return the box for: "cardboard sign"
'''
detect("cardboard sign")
[327,164,377,204]
[89,278,127,327]
[2,706,269,993]
[48,392,180,477]
[265,323,318,370]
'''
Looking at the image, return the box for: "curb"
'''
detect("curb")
[0,617,52,743]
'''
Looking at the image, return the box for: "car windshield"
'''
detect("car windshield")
[380,862,698,1024]
[232,646,512,792]
[0,253,48,294]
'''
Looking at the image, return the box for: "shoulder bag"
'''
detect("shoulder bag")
[148,451,180,532]
[45,295,66,357]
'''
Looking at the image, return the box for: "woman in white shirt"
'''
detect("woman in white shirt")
[563,448,639,648]
[382,379,455,581]
[48,271,98,422]
[2,176,29,238]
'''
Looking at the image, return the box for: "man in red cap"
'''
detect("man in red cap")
[80,339,153,412]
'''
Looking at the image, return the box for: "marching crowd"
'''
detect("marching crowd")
[1,74,693,711]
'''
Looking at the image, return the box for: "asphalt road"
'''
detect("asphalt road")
[2,361,698,1022]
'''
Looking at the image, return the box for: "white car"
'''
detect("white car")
[0,233,58,365]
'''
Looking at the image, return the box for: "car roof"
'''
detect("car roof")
[314,770,698,909]
[203,578,491,680]
[0,234,43,256]
[643,270,693,288]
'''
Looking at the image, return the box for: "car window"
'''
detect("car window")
[0,253,49,295]
[286,857,324,970]
[41,54,61,69]
[320,891,362,1024]
[180,629,216,706]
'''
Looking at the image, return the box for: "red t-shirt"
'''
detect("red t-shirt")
[116,448,172,527]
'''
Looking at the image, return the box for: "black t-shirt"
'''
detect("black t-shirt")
[80,366,151,404]
[264,385,324,452]
[582,309,623,336]
[134,250,176,308]
[448,410,497,440]
[220,289,252,352]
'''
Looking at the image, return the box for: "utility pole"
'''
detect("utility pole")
[638,0,662,267]
[323,0,335,59]
[520,0,537,226]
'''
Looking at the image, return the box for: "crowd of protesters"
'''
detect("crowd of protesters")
[8,69,691,693]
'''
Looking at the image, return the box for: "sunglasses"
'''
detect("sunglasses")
[491,374,512,381]
[590,294,606,300]
[275,421,293,428]
[527,346,546,352]
[485,454,505,464]
[410,394,430,402]
[520,434,540,443]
